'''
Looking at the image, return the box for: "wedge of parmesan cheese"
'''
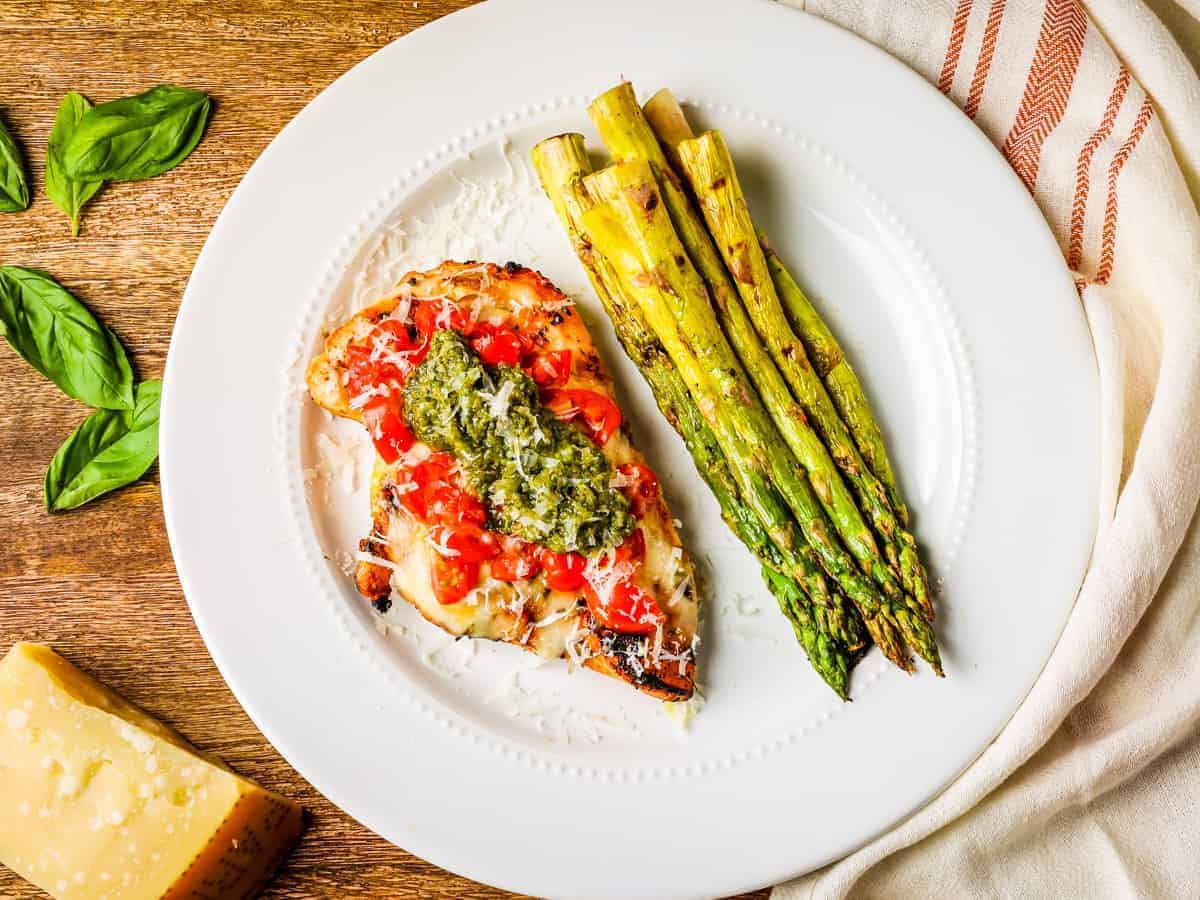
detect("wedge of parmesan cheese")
[0,643,304,899]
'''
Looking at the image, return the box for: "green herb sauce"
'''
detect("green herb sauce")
[402,329,635,554]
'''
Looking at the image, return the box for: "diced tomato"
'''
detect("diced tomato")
[362,398,415,463]
[442,524,500,563]
[414,451,457,482]
[377,319,430,368]
[395,452,487,527]
[413,297,471,338]
[572,390,622,446]
[394,476,431,520]
[468,322,526,368]
[614,528,645,566]
[433,555,480,605]
[376,318,425,350]
[344,318,428,400]
[585,581,666,635]
[615,462,659,518]
[541,388,622,446]
[540,389,577,420]
[429,486,487,527]
[345,343,402,396]
[524,350,571,388]
[344,343,374,396]
[539,548,587,592]
[490,535,542,582]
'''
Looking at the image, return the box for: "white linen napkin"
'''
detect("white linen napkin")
[774,1,1200,895]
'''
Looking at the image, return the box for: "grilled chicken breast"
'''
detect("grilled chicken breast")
[307,261,699,700]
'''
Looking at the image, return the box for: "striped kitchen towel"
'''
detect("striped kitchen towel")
[776,1,1200,897]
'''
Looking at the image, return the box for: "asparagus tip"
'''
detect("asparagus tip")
[894,609,943,676]
[866,615,913,673]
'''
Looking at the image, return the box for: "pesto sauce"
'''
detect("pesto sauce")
[402,329,635,554]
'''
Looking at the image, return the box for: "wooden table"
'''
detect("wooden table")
[0,2,767,896]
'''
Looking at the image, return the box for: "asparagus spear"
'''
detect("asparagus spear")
[531,134,863,691]
[645,89,910,527]
[642,88,693,170]
[673,128,934,623]
[582,163,934,673]
[763,565,856,695]
[588,84,909,608]
[758,232,908,522]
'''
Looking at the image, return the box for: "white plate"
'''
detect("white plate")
[160,0,1098,896]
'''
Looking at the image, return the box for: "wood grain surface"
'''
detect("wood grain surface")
[0,2,767,897]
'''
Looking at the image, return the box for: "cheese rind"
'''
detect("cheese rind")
[0,643,304,900]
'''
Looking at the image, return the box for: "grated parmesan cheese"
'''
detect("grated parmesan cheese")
[666,574,693,609]
[563,621,592,670]
[355,550,402,572]
[341,139,587,329]
[582,549,636,610]
[487,378,516,419]
[332,549,356,576]
[312,431,361,493]
[425,526,460,558]
[608,467,637,491]
[532,607,577,630]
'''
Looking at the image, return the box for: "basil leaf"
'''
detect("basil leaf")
[46,93,103,236]
[0,266,134,409]
[0,114,30,211]
[44,379,161,511]
[63,84,211,182]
